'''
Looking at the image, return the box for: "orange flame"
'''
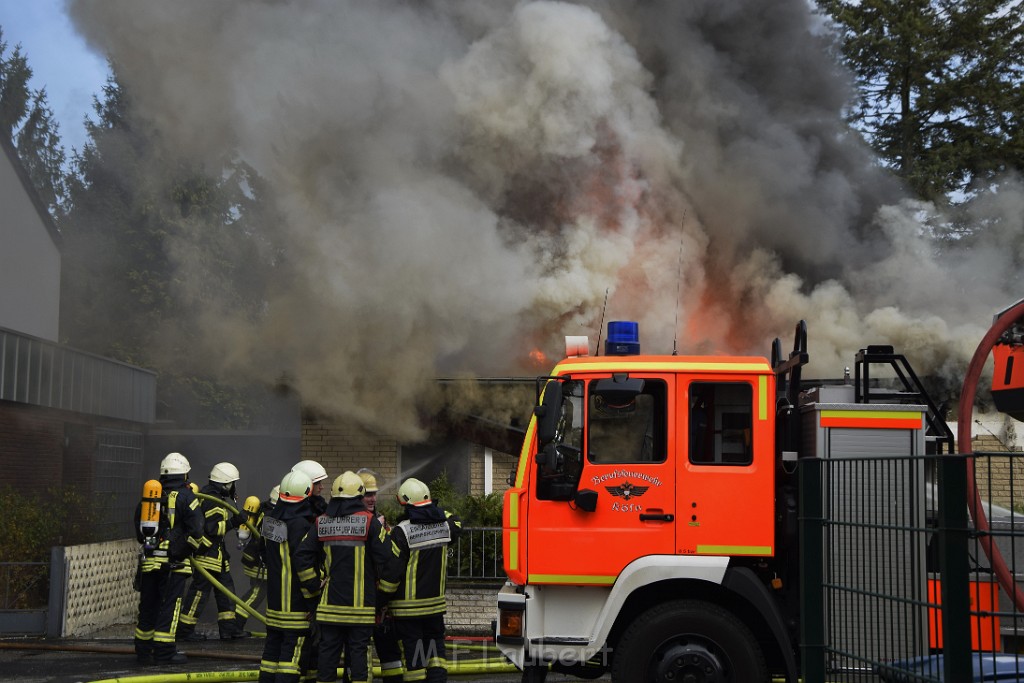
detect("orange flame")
[529,347,548,367]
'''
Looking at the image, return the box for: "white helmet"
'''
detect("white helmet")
[279,470,313,503]
[333,471,365,499]
[398,478,431,506]
[210,462,240,484]
[160,452,191,476]
[292,459,328,483]
[269,485,280,505]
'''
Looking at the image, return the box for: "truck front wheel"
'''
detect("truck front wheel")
[610,599,768,683]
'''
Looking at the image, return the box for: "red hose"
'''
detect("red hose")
[957,298,1024,611]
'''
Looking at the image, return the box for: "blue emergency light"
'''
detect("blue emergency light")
[605,321,640,356]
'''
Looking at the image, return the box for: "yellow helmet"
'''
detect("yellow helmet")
[358,470,379,493]
[279,471,312,503]
[397,478,431,506]
[332,471,365,499]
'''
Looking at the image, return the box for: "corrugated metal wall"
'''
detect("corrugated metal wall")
[0,327,155,424]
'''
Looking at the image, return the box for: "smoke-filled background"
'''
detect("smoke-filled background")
[65,0,1023,439]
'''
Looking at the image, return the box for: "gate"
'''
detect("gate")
[801,451,1024,682]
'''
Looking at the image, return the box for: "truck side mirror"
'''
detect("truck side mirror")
[574,488,598,512]
[534,380,563,446]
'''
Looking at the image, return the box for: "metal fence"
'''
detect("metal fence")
[0,560,49,634]
[801,452,1024,683]
[448,527,504,581]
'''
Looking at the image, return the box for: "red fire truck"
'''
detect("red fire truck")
[495,300,1024,683]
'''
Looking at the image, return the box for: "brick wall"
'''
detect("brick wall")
[302,415,401,493]
[445,582,502,635]
[970,434,1024,509]
[302,415,518,497]
[0,400,101,495]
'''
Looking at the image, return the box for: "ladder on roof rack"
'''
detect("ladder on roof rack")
[853,345,955,455]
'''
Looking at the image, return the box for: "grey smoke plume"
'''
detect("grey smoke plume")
[67,0,1023,437]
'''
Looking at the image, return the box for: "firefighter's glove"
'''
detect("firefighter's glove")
[231,510,248,529]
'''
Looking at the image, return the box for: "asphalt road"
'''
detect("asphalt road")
[0,632,611,683]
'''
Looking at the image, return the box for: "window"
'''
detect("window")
[587,378,667,464]
[688,382,753,465]
[535,380,584,501]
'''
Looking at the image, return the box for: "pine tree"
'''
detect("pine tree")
[818,0,1024,202]
[0,27,68,216]
[61,75,283,428]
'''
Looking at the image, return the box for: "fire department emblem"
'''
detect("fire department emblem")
[605,481,649,501]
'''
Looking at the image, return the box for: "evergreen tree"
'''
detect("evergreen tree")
[818,0,1024,202]
[0,27,68,216]
[61,74,283,428]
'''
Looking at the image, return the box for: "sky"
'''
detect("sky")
[0,0,110,153]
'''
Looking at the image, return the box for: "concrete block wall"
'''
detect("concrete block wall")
[57,537,502,638]
[62,539,138,637]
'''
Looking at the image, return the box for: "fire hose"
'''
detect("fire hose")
[81,657,519,683]
[193,493,261,540]
[958,297,1024,612]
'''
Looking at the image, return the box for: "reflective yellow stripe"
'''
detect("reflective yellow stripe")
[509,495,519,527]
[554,360,770,373]
[758,375,768,421]
[354,546,365,607]
[508,531,518,571]
[527,574,616,585]
[696,545,772,555]
[515,421,536,488]
[820,410,921,420]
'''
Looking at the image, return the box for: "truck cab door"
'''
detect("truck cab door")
[676,375,775,558]
[525,374,676,584]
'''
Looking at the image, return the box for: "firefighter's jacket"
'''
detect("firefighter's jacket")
[133,475,204,575]
[389,503,462,618]
[261,498,317,630]
[192,483,241,573]
[240,499,272,581]
[294,497,402,626]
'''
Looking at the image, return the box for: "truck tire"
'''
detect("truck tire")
[610,599,768,683]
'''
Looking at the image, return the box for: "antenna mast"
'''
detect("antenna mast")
[672,213,687,356]
[595,287,610,355]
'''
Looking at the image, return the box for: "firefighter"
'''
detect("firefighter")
[296,471,401,683]
[292,459,329,516]
[260,470,319,683]
[177,462,250,641]
[133,452,204,665]
[358,469,404,683]
[235,484,279,632]
[389,478,462,683]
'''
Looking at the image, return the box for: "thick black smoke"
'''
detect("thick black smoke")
[67,0,1023,437]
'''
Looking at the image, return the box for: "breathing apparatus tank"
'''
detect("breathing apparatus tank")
[237,495,261,548]
[139,479,162,553]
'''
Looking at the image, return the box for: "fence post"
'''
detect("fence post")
[800,456,826,683]
[937,454,971,683]
[46,546,65,638]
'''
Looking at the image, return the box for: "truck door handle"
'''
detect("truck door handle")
[639,513,674,522]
